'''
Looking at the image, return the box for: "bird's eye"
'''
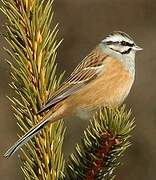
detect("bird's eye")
[121,41,127,46]
[120,41,134,47]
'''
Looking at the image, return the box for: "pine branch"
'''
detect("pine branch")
[2,1,136,179]
[65,106,135,180]
[1,0,65,179]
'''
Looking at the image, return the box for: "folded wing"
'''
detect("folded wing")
[38,47,108,114]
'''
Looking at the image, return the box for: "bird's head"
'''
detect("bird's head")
[101,31,143,58]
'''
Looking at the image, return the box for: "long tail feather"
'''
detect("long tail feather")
[4,115,53,158]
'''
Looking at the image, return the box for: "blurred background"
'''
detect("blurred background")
[0,0,156,179]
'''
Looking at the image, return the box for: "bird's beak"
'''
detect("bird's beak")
[133,45,143,51]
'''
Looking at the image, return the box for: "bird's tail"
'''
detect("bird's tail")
[4,112,59,158]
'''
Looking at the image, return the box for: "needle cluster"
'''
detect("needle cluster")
[1,0,65,179]
[65,106,135,179]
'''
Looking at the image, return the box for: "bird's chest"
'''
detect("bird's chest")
[73,59,134,118]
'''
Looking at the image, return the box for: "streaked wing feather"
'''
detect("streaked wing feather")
[38,46,107,114]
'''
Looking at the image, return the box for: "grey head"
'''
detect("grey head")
[100,31,142,60]
[100,31,143,76]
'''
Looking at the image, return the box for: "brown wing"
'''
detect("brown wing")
[38,46,108,114]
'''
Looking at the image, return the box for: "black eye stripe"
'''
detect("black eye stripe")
[121,41,134,47]
[106,41,134,47]
[106,41,119,45]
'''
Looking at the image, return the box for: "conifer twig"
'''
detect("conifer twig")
[65,106,135,179]
[1,0,65,179]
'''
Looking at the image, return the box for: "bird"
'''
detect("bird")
[4,31,142,158]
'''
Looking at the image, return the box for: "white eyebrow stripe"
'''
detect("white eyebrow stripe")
[102,33,134,45]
